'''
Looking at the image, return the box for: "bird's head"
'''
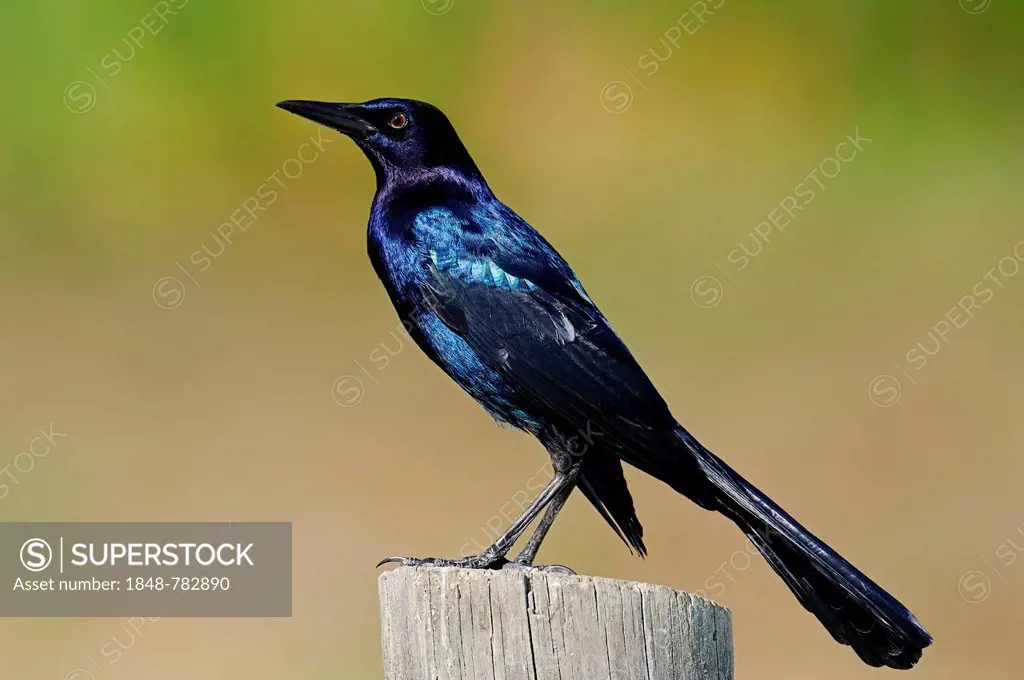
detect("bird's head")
[276,97,481,183]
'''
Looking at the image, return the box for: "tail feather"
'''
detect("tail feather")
[672,431,933,669]
[578,451,647,556]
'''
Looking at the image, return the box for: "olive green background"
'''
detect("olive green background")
[1,1,1022,678]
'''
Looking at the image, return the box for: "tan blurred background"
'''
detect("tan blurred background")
[1,0,1023,677]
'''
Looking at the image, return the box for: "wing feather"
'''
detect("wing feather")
[421,259,677,460]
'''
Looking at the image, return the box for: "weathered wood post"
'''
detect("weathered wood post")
[379,567,733,680]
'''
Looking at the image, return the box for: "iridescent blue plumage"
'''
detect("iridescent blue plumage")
[277,96,932,669]
[427,245,538,293]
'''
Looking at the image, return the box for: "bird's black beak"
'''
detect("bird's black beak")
[275,100,377,140]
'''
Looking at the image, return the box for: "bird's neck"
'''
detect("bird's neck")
[373,167,494,221]
[380,163,487,194]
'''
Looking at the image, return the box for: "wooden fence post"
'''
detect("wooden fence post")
[378,566,733,680]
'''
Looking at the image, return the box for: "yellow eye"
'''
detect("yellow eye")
[388,112,408,129]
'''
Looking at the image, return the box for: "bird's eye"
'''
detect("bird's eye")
[388,112,408,129]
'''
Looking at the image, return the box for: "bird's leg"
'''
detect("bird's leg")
[377,460,581,571]
[505,443,580,573]
[503,482,575,574]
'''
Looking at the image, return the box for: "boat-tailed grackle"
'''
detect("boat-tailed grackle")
[277,97,932,669]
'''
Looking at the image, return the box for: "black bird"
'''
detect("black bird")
[276,97,932,669]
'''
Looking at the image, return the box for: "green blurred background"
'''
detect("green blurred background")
[2,0,1023,677]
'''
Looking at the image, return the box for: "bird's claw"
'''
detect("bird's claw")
[376,550,576,574]
[502,561,576,575]
[376,553,511,570]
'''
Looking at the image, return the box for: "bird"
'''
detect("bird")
[276,97,933,669]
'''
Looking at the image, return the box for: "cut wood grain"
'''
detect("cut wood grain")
[378,566,733,680]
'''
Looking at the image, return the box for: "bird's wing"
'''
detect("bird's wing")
[420,249,678,462]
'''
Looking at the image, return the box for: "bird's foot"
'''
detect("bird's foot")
[376,553,575,575]
[376,551,510,570]
[501,560,575,575]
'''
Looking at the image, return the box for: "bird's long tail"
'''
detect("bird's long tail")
[669,429,933,669]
